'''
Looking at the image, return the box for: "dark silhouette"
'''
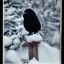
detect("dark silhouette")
[23,9,41,35]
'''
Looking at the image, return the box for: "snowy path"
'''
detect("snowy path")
[16,42,60,63]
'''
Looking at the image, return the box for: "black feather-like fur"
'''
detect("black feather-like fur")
[23,9,41,35]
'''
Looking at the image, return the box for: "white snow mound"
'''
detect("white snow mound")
[38,42,60,63]
[28,57,42,64]
[3,36,12,46]
[25,34,42,42]
[16,42,60,63]
[13,38,21,46]
[28,57,60,64]
[6,50,22,63]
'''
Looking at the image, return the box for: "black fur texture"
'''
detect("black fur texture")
[23,9,41,35]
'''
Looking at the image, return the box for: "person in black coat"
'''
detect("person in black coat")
[23,8,41,35]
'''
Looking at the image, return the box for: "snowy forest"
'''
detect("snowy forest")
[3,0,61,64]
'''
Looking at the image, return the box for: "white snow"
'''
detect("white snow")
[10,45,18,50]
[38,42,60,63]
[16,46,29,60]
[52,31,60,45]
[10,45,16,50]
[25,34,42,42]
[17,32,22,38]
[15,25,29,36]
[3,36,12,46]
[49,12,54,16]
[28,57,60,64]
[6,50,22,63]
[16,42,60,63]
[56,0,60,9]
[44,9,51,17]
[13,38,21,46]
[13,16,24,22]
[48,22,60,27]
[21,28,29,36]
[52,17,60,20]
[28,2,32,8]
[6,6,16,15]
[17,8,22,12]
[28,57,42,64]
[4,3,9,8]
[47,22,58,30]
[4,15,16,21]
[52,22,60,26]
[10,35,18,40]
[15,25,24,30]
[19,41,26,49]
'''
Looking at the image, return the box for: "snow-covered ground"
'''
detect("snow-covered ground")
[4,41,60,64]
[28,57,60,64]
[16,42,60,63]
